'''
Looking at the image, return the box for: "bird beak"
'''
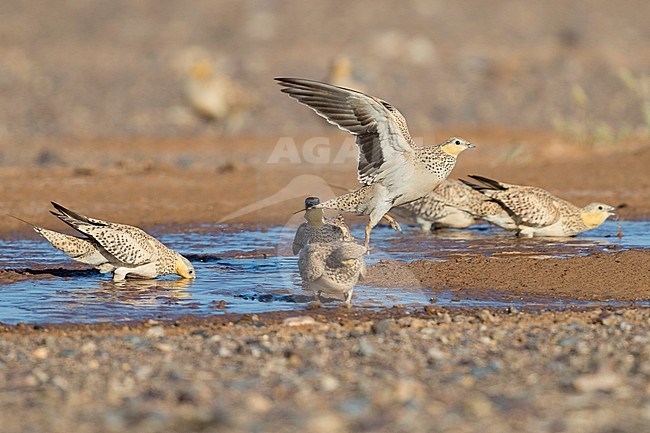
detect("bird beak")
[292,208,307,215]
[466,143,476,148]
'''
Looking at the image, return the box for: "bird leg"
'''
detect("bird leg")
[364,225,372,253]
[343,290,353,308]
[112,268,128,282]
[382,214,402,232]
[310,289,324,305]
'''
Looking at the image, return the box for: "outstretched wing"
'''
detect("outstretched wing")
[50,202,156,265]
[276,78,416,185]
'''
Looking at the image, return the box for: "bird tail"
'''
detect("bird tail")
[50,202,107,229]
[332,242,367,262]
[467,175,508,191]
[8,214,37,229]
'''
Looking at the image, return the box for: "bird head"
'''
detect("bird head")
[190,60,214,81]
[330,56,352,80]
[440,137,475,157]
[580,203,616,228]
[304,196,321,208]
[175,254,196,279]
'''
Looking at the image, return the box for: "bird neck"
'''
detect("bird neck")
[305,209,325,227]
[580,210,609,228]
[418,147,457,177]
[440,143,463,158]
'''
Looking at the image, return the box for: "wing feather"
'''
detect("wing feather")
[276,78,416,185]
[50,203,156,265]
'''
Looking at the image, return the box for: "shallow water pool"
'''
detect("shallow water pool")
[0,220,647,325]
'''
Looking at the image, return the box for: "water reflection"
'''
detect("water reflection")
[0,220,647,325]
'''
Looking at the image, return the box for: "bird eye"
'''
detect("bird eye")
[598,206,603,210]
[455,140,460,145]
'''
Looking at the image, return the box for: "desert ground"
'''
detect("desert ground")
[1,1,650,432]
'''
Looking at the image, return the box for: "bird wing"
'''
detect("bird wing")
[492,187,562,227]
[50,202,156,265]
[298,246,325,283]
[276,78,416,185]
[292,223,310,255]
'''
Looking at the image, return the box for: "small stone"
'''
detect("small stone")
[594,312,616,326]
[52,376,69,391]
[24,375,39,387]
[218,346,233,357]
[282,316,317,327]
[32,347,49,360]
[427,348,446,361]
[191,329,209,338]
[574,371,623,393]
[619,321,632,332]
[476,310,497,323]
[247,393,272,414]
[464,393,494,417]
[320,375,340,392]
[154,343,173,353]
[357,339,376,357]
[80,341,97,354]
[307,413,346,432]
[145,326,165,338]
[371,319,391,334]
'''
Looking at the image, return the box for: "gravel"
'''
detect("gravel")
[1,307,650,432]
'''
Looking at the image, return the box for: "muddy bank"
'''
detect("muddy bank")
[367,249,650,301]
[0,133,649,238]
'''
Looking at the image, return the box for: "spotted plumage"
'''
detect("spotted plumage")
[22,203,196,281]
[392,179,512,231]
[465,175,616,237]
[292,197,352,255]
[276,77,475,249]
[298,241,367,306]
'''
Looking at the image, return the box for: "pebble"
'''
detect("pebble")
[320,375,340,392]
[154,343,173,353]
[145,326,165,338]
[573,371,623,393]
[477,310,498,324]
[246,393,272,414]
[357,339,376,357]
[81,341,98,353]
[427,347,447,361]
[32,347,49,360]
[4,306,650,433]
[371,319,391,334]
[282,316,317,327]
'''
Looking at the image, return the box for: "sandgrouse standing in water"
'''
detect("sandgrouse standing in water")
[463,175,616,237]
[276,77,474,250]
